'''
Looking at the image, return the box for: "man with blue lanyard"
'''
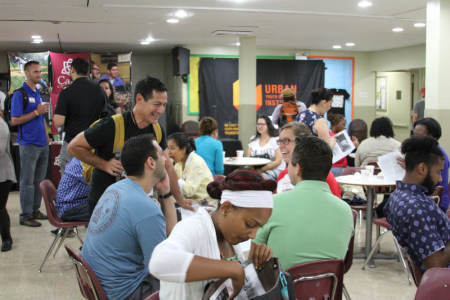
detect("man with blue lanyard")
[11,60,50,227]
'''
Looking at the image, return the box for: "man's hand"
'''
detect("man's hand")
[102,158,123,177]
[248,242,273,269]
[155,171,170,196]
[227,261,245,300]
[179,198,194,211]
[37,102,49,115]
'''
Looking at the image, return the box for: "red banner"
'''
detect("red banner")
[49,52,90,94]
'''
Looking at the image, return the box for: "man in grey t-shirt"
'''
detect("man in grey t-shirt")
[412,88,425,125]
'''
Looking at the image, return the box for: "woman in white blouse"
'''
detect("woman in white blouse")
[248,115,284,180]
[149,169,275,300]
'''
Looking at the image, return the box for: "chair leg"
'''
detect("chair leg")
[74,227,84,245]
[39,228,63,272]
[362,231,387,270]
[343,283,352,300]
[53,228,69,258]
[375,225,381,253]
[393,237,412,285]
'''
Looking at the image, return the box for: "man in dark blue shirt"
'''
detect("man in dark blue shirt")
[385,136,450,272]
[11,61,50,227]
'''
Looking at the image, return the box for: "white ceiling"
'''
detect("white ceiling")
[0,0,428,54]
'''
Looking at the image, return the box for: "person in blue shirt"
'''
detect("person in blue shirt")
[10,61,49,227]
[413,117,450,212]
[385,136,450,272]
[99,62,125,88]
[82,134,177,300]
[195,117,224,176]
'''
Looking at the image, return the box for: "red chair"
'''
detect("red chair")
[414,268,450,300]
[39,179,89,272]
[342,209,358,300]
[286,259,344,300]
[144,291,159,300]
[403,248,423,287]
[65,245,108,300]
[361,218,412,285]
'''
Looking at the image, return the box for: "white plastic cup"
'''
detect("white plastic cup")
[365,165,375,176]
[223,151,226,159]
[236,150,244,158]
[361,169,371,177]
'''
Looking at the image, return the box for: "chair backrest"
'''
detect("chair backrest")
[220,138,243,157]
[65,245,109,300]
[414,268,450,300]
[341,167,364,176]
[39,179,61,228]
[430,186,443,206]
[344,209,358,274]
[144,291,159,300]
[286,259,344,300]
[402,248,423,287]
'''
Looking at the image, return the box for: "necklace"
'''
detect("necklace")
[222,253,239,261]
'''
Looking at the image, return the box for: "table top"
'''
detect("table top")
[336,174,396,187]
[224,157,271,166]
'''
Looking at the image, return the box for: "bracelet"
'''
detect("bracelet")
[158,191,172,200]
[34,110,39,116]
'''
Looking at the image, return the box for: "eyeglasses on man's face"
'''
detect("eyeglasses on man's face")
[277,138,295,146]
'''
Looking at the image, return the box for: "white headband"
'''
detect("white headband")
[220,190,273,209]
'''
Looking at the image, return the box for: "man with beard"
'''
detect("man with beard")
[385,136,450,272]
[82,134,177,300]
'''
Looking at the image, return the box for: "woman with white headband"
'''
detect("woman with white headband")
[149,169,276,299]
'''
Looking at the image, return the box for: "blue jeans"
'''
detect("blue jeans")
[19,144,49,221]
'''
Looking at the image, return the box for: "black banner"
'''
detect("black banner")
[199,58,324,138]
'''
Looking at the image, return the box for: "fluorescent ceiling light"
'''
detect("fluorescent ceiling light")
[31,35,41,39]
[166,18,179,24]
[140,36,155,45]
[32,39,43,44]
[358,1,372,8]
[174,9,188,18]
[140,40,151,45]
[332,45,342,49]
[235,42,240,46]
[414,23,426,28]
[392,27,404,32]
[345,42,355,47]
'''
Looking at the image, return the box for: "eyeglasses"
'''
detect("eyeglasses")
[277,138,295,145]
[257,123,267,126]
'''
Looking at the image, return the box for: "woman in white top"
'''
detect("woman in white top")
[248,115,284,180]
[149,169,276,300]
[355,117,401,167]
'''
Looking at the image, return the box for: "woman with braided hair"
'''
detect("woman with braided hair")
[150,169,275,300]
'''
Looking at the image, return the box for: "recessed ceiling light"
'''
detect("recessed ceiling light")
[31,39,43,44]
[332,45,342,49]
[174,9,188,18]
[166,18,179,24]
[31,35,41,39]
[358,1,372,8]
[414,23,426,28]
[345,42,355,47]
[235,42,240,46]
[392,27,404,32]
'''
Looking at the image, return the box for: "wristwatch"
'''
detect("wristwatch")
[158,191,172,200]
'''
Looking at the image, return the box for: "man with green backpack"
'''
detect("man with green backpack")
[68,76,192,214]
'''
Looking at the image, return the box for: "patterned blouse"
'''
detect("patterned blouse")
[296,109,322,135]
[384,181,450,271]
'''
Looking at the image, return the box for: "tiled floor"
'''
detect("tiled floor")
[0,192,417,300]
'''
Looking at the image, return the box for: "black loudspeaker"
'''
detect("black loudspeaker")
[172,47,190,76]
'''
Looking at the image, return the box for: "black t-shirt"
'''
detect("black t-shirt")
[84,111,167,208]
[328,88,350,115]
[55,77,106,142]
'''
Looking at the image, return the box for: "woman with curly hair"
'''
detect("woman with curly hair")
[150,169,275,300]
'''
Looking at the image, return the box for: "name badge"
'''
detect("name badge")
[29,97,36,103]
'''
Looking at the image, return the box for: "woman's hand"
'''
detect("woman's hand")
[228,261,246,300]
[248,242,273,269]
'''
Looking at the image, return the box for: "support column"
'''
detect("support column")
[425,0,450,152]
[238,36,257,154]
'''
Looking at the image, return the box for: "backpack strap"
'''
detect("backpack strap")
[152,122,162,144]
[112,113,125,153]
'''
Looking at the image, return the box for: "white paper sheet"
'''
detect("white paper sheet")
[332,130,355,163]
[377,151,405,182]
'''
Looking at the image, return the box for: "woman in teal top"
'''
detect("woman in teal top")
[195,117,224,175]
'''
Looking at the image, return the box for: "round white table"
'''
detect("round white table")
[223,157,271,167]
[336,174,396,264]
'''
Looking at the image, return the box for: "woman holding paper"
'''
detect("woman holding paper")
[296,88,336,148]
[149,169,275,300]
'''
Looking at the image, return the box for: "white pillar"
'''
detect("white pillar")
[425,0,450,152]
[238,36,257,154]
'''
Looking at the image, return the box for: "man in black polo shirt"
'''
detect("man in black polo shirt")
[68,76,192,213]
[54,58,105,174]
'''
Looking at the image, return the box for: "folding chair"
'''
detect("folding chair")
[65,245,109,300]
[414,268,450,300]
[286,259,344,300]
[39,179,89,272]
[342,209,358,300]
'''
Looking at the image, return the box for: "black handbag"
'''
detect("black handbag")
[203,257,295,300]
